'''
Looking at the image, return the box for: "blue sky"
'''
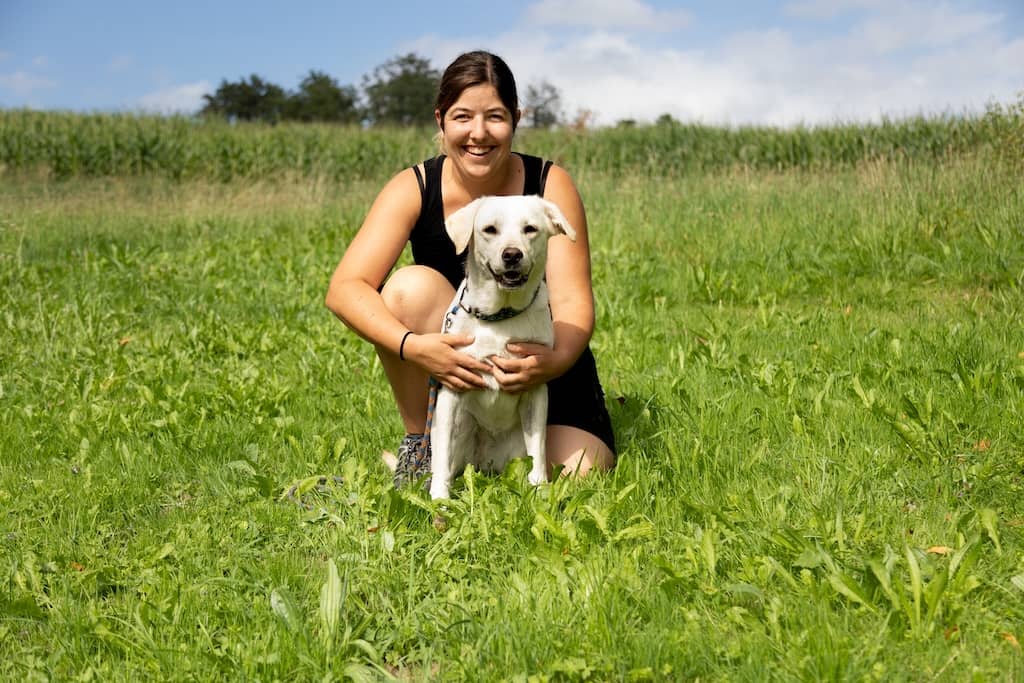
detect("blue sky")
[2,0,1022,126]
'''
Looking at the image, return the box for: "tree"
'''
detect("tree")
[200,75,287,123]
[285,70,359,123]
[523,81,563,129]
[361,53,440,126]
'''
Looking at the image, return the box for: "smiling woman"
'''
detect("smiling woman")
[324,50,616,488]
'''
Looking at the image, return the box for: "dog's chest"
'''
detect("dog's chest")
[443,284,554,397]
[448,307,553,357]
[462,385,531,433]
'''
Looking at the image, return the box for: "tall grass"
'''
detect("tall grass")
[0,111,435,181]
[2,99,1021,181]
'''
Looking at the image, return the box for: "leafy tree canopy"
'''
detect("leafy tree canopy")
[361,53,440,127]
[523,81,564,129]
[200,75,287,123]
[200,54,512,127]
[285,70,359,123]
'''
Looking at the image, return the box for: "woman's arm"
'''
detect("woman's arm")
[325,168,423,354]
[325,168,492,390]
[489,164,595,393]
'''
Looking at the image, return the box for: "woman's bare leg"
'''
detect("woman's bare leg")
[545,425,615,478]
[377,266,455,433]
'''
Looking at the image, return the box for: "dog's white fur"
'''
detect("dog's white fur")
[428,195,576,499]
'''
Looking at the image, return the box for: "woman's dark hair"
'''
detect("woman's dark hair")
[435,51,519,130]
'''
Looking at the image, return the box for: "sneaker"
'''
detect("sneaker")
[393,433,431,488]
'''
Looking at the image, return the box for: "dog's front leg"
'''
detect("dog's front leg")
[429,390,458,499]
[430,393,468,499]
[521,387,549,486]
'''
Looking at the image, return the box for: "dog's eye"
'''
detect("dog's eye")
[482,225,498,235]
[523,224,539,235]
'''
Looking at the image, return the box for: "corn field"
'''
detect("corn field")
[1,99,1021,181]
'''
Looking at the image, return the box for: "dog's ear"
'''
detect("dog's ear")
[445,198,483,254]
[540,198,577,242]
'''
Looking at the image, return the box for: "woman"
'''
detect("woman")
[325,50,615,486]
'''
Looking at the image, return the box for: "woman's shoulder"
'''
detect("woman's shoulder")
[372,163,431,220]
[537,160,578,199]
[381,165,420,194]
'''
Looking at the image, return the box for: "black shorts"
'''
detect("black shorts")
[547,347,617,455]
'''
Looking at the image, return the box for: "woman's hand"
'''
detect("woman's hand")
[404,333,493,392]
[488,343,566,394]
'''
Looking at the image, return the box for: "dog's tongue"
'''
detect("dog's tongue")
[498,271,527,288]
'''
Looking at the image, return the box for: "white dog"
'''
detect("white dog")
[428,195,576,500]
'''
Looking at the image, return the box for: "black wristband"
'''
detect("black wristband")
[399,331,414,361]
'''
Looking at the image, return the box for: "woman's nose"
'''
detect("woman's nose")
[470,114,486,139]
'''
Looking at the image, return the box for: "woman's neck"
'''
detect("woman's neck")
[443,152,521,199]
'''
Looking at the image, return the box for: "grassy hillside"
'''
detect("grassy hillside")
[1,115,1022,680]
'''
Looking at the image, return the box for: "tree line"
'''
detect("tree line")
[200,53,565,128]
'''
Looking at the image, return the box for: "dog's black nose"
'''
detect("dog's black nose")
[501,248,523,266]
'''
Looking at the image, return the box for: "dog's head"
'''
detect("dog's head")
[445,196,577,290]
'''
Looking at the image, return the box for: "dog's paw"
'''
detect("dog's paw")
[381,451,398,472]
[528,469,548,486]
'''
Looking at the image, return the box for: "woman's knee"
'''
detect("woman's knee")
[380,266,454,330]
[546,425,616,478]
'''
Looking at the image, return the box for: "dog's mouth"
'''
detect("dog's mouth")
[488,265,530,289]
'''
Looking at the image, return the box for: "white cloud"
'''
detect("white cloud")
[137,81,211,114]
[995,37,1024,75]
[525,0,691,32]
[850,2,1001,54]
[406,1,1021,127]
[0,71,57,97]
[32,55,49,68]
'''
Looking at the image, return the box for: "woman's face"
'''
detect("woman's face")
[437,84,518,182]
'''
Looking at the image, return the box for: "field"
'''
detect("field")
[1,110,1023,681]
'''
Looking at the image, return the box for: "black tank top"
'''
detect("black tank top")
[409,153,553,288]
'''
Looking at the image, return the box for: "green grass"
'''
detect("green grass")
[1,149,1023,681]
